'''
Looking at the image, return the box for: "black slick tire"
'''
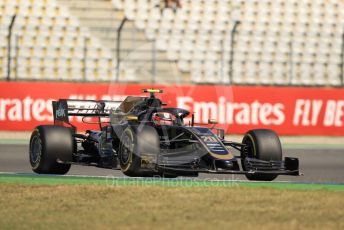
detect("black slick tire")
[29,125,72,174]
[241,129,282,181]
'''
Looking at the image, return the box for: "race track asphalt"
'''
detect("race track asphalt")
[0,144,343,183]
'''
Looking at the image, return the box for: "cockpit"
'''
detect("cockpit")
[152,112,178,126]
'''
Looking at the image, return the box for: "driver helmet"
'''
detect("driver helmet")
[152,112,175,126]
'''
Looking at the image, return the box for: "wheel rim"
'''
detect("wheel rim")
[241,136,255,171]
[120,133,133,165]
[30,135,42,164]
[242,136,254,158]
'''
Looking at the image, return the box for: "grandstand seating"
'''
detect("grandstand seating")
[111,0,344,85]
[0,0,343,85]
[0,0,115,81]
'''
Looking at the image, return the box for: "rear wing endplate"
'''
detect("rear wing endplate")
[52,99,122,124]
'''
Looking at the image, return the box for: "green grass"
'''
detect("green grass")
[0,174,343,229]
[0,173,343,191]
[0,184,343,230]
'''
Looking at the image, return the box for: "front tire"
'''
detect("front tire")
[241,129,282,181]
[118,126,160,177]
[29,125,72,174]
[118,127,141,176]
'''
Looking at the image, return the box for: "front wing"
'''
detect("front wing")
[157,157,300,176]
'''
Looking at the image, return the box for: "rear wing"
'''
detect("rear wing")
[52,99,122,124]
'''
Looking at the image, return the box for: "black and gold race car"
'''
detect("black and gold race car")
[29,89,300,181]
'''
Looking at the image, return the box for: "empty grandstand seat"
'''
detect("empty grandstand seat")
[0,0,114,81]
[1,0,343,85]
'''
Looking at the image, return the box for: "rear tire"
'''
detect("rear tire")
[29,125,72,175]
[242,129,282,181]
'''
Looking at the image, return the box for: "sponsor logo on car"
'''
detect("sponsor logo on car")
[56,103,66,118]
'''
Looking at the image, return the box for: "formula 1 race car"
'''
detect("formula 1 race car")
[29,89,300,181]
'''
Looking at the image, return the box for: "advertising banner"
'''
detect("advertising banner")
[0,82,343,135]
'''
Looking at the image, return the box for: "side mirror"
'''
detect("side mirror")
[208,119,218,125]
[217,129,225,140]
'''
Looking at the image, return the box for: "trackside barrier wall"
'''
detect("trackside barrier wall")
[0,82,343,135]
